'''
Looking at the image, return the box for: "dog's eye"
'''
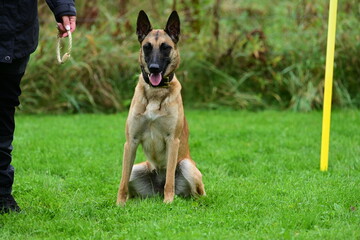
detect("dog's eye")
[160,43,172,51]
[143,43,153,52]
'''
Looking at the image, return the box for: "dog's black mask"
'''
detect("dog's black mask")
[136,10,180,87]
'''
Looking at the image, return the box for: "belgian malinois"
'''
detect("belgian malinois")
[116,10,205,205]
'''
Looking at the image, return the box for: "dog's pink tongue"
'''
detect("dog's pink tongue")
[149,73,162,86]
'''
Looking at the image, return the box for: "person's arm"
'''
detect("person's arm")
[45,0,77,38]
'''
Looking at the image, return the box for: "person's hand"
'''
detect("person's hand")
[57,16,76,38]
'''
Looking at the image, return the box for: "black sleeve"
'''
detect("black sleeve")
[45,0,76,23]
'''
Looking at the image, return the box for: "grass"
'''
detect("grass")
[1,110,360,239]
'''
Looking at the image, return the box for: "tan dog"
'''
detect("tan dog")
[116,10,205,205]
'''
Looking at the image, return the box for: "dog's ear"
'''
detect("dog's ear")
[137,10,152,43]
[164,11,180,44]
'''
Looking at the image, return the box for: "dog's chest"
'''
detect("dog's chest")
[143,101,164,121]
[138,99,174,168]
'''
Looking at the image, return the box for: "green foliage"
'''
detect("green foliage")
[20,0,360,113]
[1,111,360,238]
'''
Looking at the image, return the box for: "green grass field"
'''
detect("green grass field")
[1,110,359,239]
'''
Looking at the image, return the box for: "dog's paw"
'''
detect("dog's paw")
[163,198,173,204]
[116,197,127,207]
[116,201,126,207]
[163,194,174,204]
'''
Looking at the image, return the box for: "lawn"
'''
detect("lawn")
[1,110,359,239]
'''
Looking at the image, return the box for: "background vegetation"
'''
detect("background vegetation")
[20,0,360,113]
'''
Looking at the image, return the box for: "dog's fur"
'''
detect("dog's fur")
[116,10,205,205]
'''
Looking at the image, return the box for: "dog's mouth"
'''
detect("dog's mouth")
[148,72,163,86]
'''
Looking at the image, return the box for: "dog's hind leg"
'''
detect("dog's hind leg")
[128,162,158,198]
[175,159,206,197]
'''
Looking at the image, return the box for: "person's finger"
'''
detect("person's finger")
[62,16,71,32]
[57,16,76,38]
[57,22,68,38]
[62,32,69,38]
[69,16,77,33]
[57,22,66,32]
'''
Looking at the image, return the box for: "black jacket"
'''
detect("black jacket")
[0,0,76,63]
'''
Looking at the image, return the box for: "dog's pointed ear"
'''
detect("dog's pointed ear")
[164,11,180,44]
[137,10,152,43]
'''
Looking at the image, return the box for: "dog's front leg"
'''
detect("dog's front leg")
[117,139,138,206]
[164,137,180,203]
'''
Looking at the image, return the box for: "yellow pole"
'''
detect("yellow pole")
[320,0,338,171]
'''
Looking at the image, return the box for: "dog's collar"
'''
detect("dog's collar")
[141,66,174,88]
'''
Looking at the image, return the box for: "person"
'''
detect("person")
[0,0,76,214]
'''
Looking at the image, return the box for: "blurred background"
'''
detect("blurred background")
[20,0,360,113]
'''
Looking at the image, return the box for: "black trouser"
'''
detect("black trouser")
[0,56,29,195]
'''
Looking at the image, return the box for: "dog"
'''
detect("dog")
[116,10,206,205]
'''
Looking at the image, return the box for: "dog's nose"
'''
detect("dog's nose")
[149,63,160,73]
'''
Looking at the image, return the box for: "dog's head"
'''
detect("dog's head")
[137,10,180,87]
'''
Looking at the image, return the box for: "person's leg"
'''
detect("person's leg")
[0,56,29,213]
[0,107,16,195]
